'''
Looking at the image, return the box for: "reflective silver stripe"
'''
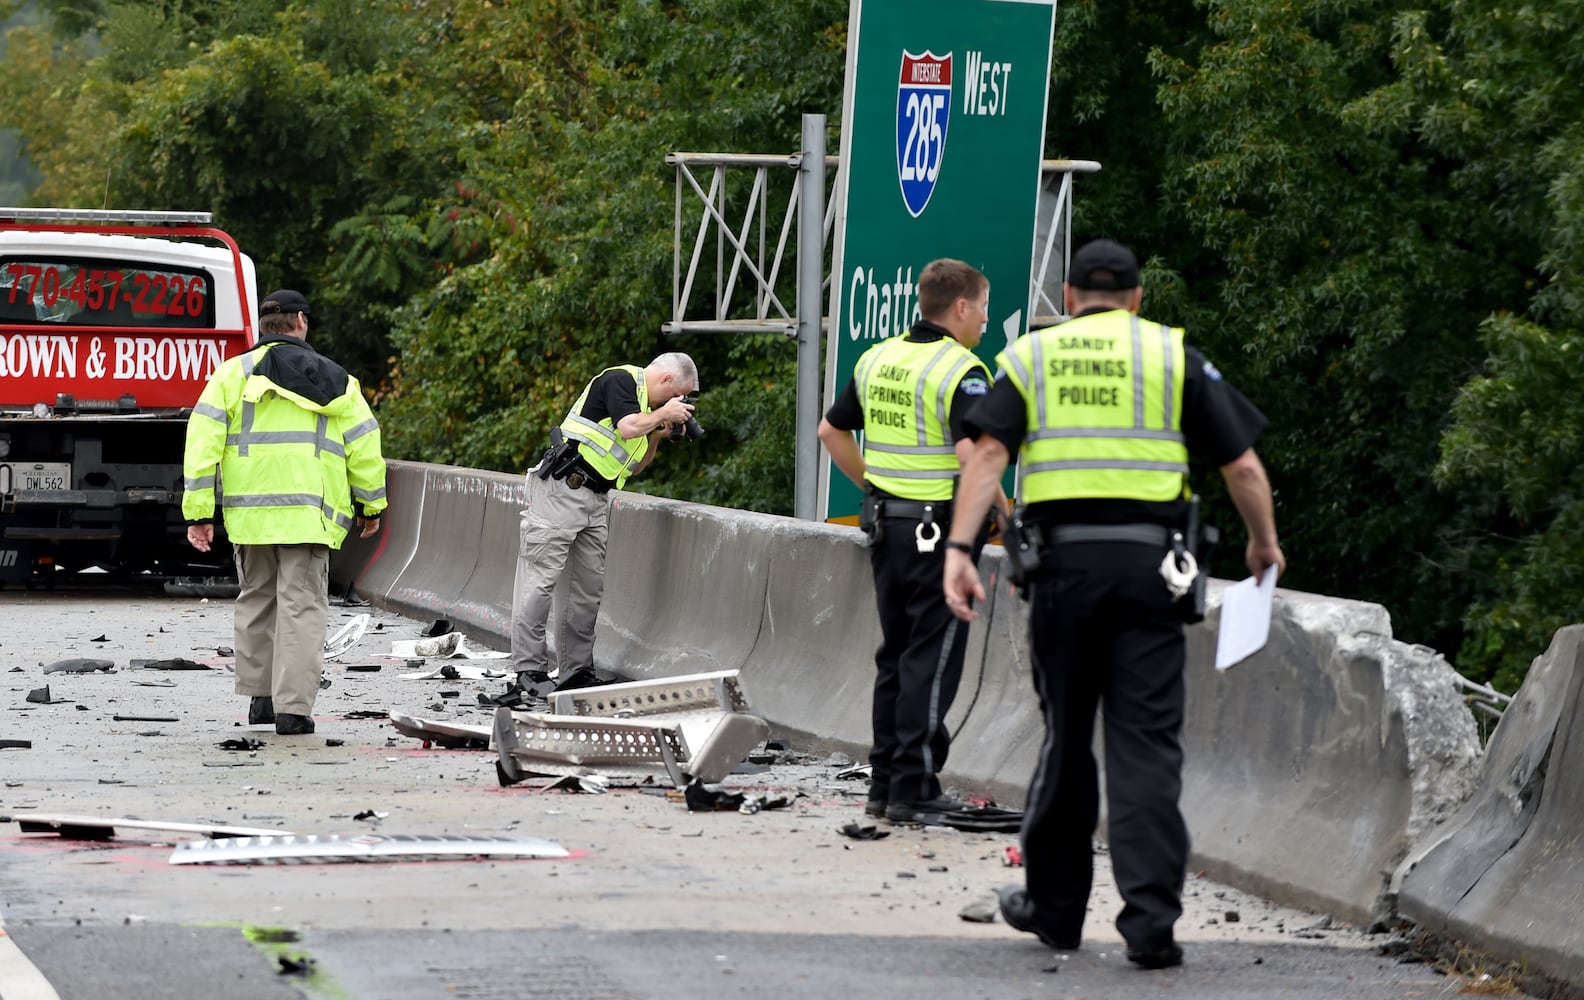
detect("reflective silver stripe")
[315,414,328,458]
[1160,322,1175,430]
[343,417,379,442]
[912,341,956,446]
[1027,427,1183,443]
[241,350,260,377]
[860,465,957,480]
[564,429,632,466]
[238,400,255,456]
[863,441,956,456]
[1023,458,1191,475]
[221,493,355,531]
[193,401,227,424]
[224,493,322,508]
[225,430,347,457]
[1003,343,1033,390]
[933,351,976,442]
[1130,315,1145,428]
[352,485,387,502]
[1030,334,1048,426]
[185,475,215,491]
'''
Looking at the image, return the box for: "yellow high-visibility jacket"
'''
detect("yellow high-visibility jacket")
[182,335,387,548]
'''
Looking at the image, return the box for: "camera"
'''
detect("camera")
[669,394,705,441]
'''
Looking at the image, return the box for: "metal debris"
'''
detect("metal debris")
[169,833,570,865]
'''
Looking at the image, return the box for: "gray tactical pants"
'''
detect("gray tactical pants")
[232,542,330,716]
[510,471,610,677]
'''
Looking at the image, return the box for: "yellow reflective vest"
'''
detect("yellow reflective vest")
[998,310,1188,503]
[181,338,387,548]
[557,365,651,490]
[855,333,986,501]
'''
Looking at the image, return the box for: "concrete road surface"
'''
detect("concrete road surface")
[0,590,1522,999]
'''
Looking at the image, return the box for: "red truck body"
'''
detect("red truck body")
[0,209,257,583]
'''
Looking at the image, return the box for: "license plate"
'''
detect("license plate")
[3,462,71,492]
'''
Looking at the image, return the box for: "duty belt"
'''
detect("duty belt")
[878,498,949,520]
[1048,523,1171,546]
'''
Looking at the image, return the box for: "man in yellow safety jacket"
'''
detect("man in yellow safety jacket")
[943,240,1285,969]
[818,258,1004,825]
[183,290,387,736]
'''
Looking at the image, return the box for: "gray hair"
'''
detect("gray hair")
[649,352,699,391]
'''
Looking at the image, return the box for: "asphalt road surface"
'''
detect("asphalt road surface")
[0,588,1526,999]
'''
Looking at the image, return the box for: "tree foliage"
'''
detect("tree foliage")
[6,0,1584,685]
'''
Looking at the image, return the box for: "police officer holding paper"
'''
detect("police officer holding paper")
[941,240,1285,969]
[818,258,1004,826]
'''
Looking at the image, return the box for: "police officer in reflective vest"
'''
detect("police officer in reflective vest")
[942,240,1285,969]
[819,258,1003,825]
[509,354,699,696]
[183,290,387,737]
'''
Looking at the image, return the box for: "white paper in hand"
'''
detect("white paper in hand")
[1214,567,1277,671]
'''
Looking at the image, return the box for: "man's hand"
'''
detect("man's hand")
[943,549,984,621]
[655,395,695,427]
[357,516,381,539]
[186,523,214,553]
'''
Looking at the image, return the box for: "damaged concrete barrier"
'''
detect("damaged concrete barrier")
[1182,589,1481,928]
[1396,626,1584,989]
[333,461,428,606]
[383,465,491,625]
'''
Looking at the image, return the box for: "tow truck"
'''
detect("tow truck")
[0,208,258,585]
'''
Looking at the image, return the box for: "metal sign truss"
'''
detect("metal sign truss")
[665,155,1100,338]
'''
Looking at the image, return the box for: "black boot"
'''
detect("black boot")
[274,713,315,735]
[248,697,275,725]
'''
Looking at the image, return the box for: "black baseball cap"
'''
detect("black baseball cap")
[260,289,312,317]
[1068,240,1140,291]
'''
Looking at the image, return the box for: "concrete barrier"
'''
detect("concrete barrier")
[1397,627,1584,988]
[448,471,528,643]
[356,463,1491,949]
[383,464,491,625]
[940,548,1043,807]
[594,493,775,680]
[333,461,427,606]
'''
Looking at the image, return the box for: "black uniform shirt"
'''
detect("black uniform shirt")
[823,321,992,501]
[963,310,1267,528]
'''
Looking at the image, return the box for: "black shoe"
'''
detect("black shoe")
[884,795,970,824]
[274,713,315,735]
[248,697,275,725]
[1126,943,1183,970]
[997,886,1081,950]
[864,797,887,819]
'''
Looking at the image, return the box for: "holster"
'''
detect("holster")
[1177,496,1220,624]
[999,506,1043,593]
[858,489,883,548]
[536,429,580,483]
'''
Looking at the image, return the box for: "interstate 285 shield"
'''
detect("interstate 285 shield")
[895,51,953,218]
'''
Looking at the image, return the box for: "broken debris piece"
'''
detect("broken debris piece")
[131,658,210,671]
[43,658,115,674]
[838,822,890,841]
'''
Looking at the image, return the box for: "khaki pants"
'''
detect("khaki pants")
[510,471,610,676]
[233,543,330,716]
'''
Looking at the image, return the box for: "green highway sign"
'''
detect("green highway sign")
[821,0,1058,521]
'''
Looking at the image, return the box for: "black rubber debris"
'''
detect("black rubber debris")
[43,658,115,674]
